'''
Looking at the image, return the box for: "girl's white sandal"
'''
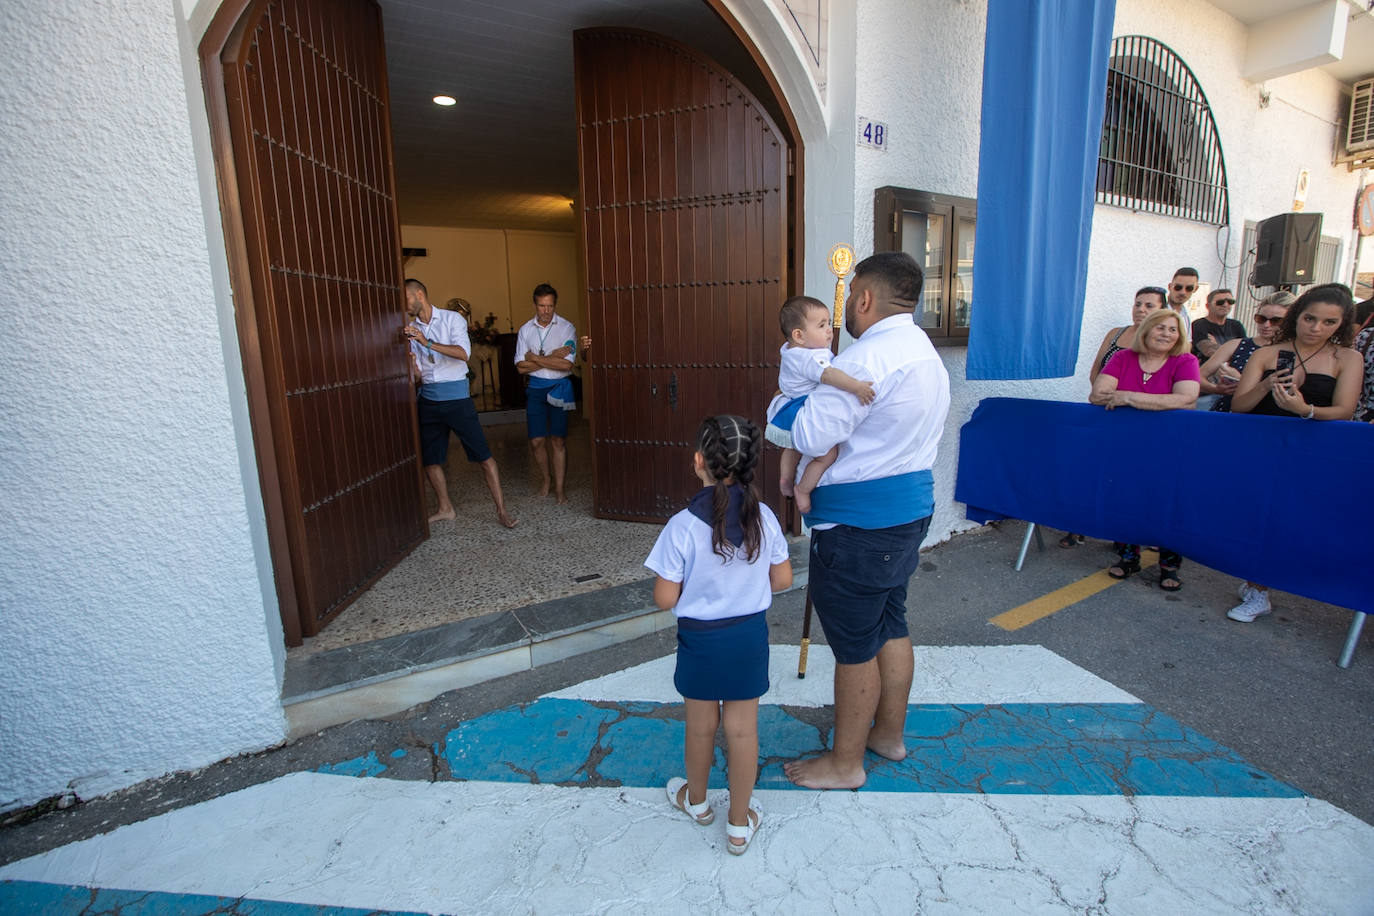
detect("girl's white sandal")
[725,800,762,855]
[666,777,714,825]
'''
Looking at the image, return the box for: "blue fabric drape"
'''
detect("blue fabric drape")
[954,398,1373,614]
[966,0,1117,380]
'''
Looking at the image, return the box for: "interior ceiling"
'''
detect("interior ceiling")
[380,0,777,232]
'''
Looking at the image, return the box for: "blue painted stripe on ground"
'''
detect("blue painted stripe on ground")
[0,879,433,916]
[318,698,1299,798]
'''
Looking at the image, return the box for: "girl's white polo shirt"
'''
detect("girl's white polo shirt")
[644,504,789,621]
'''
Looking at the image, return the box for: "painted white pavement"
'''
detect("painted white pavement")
[2,646,1372,914]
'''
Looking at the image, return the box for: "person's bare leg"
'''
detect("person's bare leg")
[722,698,760,846]
[794,445,838,515]
[423,464,456,522]
[683,699,720,811]
[479,457,517,528]
[784,656,878,790]
[549,436,568,504]
[865,636,913,761]
[529,437,550,498]
[779,447,800,498]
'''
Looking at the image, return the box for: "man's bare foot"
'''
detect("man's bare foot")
[779,476,794,497]
[555,492,568,505]
[865,731,907,762]
[783,754,866,790]
[795,491,812,514]
[537,480,551,499]
[497,509,518,529]
[428,507,456,523]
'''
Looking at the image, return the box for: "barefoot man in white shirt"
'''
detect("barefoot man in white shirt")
[404,279,517,529]
[515,283,578,503]
[782,252,950,790]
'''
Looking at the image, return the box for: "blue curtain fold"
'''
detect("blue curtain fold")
[967,0,1117,380]
[955,398,1373,615]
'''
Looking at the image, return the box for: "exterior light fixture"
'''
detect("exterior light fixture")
[433,95,456,107]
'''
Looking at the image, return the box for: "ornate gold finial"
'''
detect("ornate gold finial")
[828,243,855,330]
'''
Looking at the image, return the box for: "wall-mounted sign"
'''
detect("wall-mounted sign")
[857,116,888,151]
[1292,168,1310,211]
[1357,184,1374,237]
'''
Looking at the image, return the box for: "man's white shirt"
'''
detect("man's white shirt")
[411,308,471,385]
[515,315,576,380]
[791,314,950,488]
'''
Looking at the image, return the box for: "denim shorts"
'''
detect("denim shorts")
[808,517,930,664]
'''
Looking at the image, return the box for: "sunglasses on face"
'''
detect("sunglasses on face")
[1254,315,1284,325]
[1171,283,1197,292]
[1213,298,1236,306]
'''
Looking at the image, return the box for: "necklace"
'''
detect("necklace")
[1139,354,1166,383]
[535,319,555,356]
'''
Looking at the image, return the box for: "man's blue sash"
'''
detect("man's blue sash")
[803,470,934,530]
[419,379,470,401]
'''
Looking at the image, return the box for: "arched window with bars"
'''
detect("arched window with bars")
[1097,35,1229,226]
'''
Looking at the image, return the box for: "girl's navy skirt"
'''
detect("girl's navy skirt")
[674,611,769,701]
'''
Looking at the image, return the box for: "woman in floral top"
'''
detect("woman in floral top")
[1353,298,1374,423]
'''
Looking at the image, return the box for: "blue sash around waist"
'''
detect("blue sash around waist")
[769,396,807,432]
[803,469,934,530]
[419,378,470,401]
[527,376,576,410]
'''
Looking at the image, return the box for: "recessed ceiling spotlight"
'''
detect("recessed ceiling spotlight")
[433,95,456,107]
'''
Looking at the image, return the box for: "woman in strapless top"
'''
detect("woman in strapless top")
[1231,283,1362,422]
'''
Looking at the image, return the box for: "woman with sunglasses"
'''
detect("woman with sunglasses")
[1056,286,1170,549]
[1196,290,1295,413]
[1223,285,1361,623]
[1231,283,1361,421]
[1090,309,1199,590]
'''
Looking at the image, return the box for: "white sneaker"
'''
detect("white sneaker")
[1236,582,1254,601]
[1227,589,1272,622]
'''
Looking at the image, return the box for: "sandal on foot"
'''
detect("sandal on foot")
[1107,559,1140,580]
[1058,533,1085,548]
[666,777,713,825]
[725,800,762,856]
[1159,569,1183,592]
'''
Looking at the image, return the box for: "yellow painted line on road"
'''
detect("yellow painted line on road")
[991,549,1159,631]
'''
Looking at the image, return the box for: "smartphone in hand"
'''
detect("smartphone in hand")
[1275,350,1296,374]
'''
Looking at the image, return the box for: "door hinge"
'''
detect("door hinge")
[787,148,794,177]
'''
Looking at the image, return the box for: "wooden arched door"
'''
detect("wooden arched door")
[575,29,793,524]
[202,0,426,644]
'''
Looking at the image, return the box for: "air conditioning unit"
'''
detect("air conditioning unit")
[1347,78,1374,154]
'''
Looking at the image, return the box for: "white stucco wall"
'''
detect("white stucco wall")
[0,1,285,809]
[853,0,1366,547]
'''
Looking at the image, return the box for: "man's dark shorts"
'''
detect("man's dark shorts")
[417,396,492,466]
[525,394,569,439]
[808,516,931,665]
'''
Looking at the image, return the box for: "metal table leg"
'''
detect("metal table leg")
[1338,612,1367,669]
[1015,522,1036,572]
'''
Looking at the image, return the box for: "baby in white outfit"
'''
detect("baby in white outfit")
[764,296,875,513]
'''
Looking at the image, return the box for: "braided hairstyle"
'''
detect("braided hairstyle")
[696,415,764,562]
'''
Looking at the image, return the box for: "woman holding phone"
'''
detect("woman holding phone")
[1231,284,1361,420]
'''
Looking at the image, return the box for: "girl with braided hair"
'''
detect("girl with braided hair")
[645,415,793,855]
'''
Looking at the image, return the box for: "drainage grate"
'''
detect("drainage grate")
[573,573,603,583]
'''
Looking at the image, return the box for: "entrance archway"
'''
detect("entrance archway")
[199,0,803,646]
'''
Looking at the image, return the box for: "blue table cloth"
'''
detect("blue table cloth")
[955,398,1372,614]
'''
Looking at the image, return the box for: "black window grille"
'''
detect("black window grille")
[1097,35,1229,226]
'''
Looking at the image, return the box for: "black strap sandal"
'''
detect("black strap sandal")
[1058,533,1085,548]
[1159,567,1183,591]
[1107,558,1140,579]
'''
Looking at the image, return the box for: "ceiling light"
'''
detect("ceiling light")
[433,95,456,107]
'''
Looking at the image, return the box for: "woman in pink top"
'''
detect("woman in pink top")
[1089,309,1200,590]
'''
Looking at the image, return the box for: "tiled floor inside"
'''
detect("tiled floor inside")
[290,413,663,657]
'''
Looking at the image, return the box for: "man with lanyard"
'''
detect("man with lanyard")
[782,252,950,790]
[515,283,577,503]
[404,279,517,529]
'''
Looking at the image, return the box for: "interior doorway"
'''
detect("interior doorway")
[201,0,801,650]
